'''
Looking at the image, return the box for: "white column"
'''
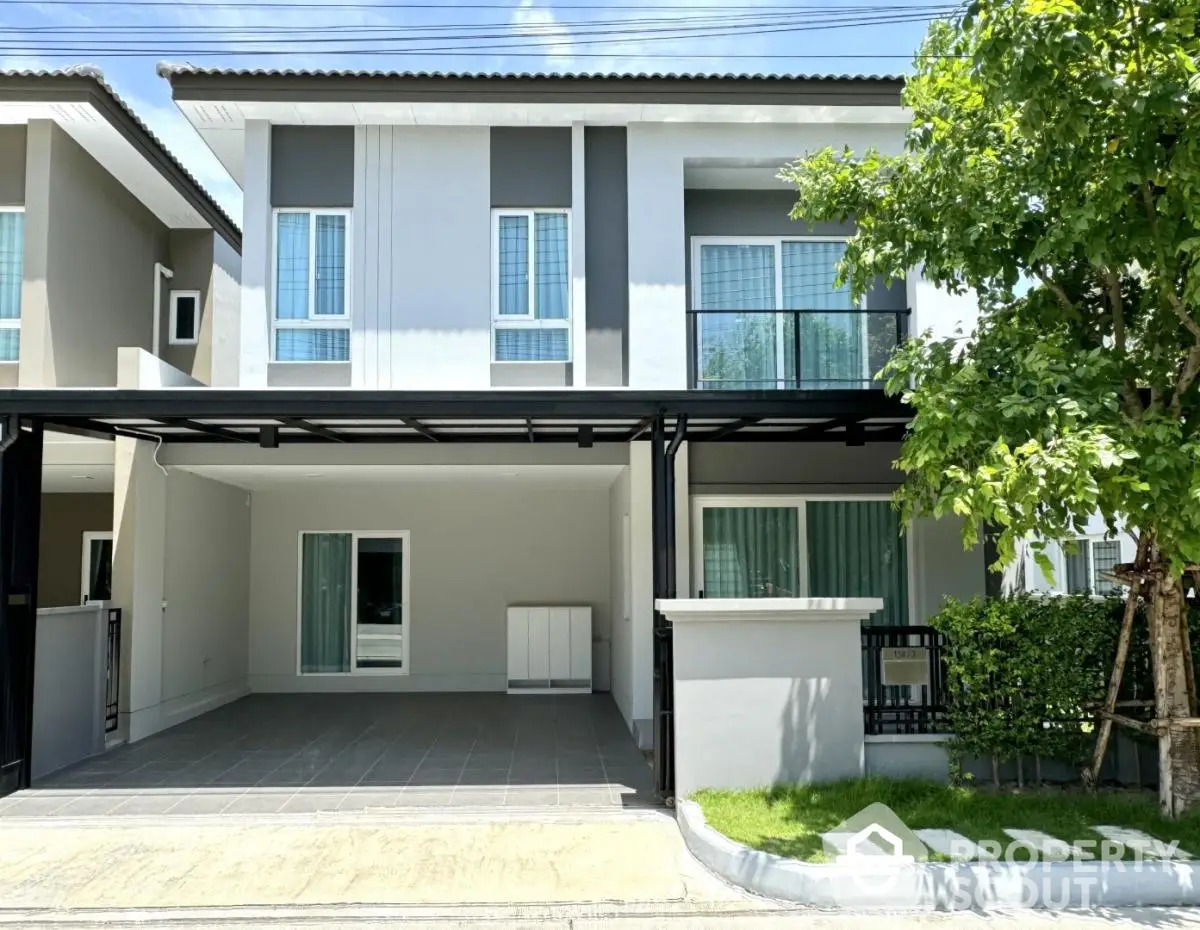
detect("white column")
[239,120,272,388]
[570,122,588,385]
[628,441,655,745]
[111,436,167,742]
[627,126,687,389]
[907,264,979,343]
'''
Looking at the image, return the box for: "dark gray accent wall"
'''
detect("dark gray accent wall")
[690,442,902,491]
[270,125,354,208]
[38,493,112,608]
[490,127,571,207]
[585,127,628,387]
[0,125,26,206]
[163,229,215,382]
[683,189,907,312]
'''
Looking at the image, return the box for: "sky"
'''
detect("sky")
[0,0,943,224]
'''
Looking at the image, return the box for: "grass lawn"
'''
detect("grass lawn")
[691,777,1200,862]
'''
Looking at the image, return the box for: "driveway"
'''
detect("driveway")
[6,692,655,818]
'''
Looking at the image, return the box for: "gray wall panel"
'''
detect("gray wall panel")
[490,362,571,387]
[585,127,628,386]
[21,122,170,387]
[683,189,906,311]
[268,361,352,387]
[0,125,26,206]
[490,127,572,207]
[271,126,354,208]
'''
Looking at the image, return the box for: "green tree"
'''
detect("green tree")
[781,0,1200,814]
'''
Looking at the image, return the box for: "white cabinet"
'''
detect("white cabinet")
[506,605,592,693]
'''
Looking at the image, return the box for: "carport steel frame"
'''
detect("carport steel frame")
[0,388,909,802]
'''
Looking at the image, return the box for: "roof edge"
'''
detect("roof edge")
[0,66,241,253]
[157,66,904,108]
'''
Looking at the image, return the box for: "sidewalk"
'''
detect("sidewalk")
[0,808,753,911]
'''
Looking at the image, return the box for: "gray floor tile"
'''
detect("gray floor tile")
[162,794,240,815]
[451,789,509,807]
[52,795,128,817]
[278,792,344,814]
[110,793,192,815]
[221,793,289,815]
[504,789,559,806]
[19,693,656,817]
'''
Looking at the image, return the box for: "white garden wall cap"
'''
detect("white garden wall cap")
[656,597,884,622]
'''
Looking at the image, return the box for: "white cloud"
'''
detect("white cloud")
[511,0,575,71]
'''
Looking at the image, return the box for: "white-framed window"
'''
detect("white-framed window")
[297,530,410,675]
[272,208,351,362]
[168,290,201,345]
[690,236,871,390]
[1061,537,1123,596]
[0,207,24,363]
[492,208,571,362]
[690,494,914,626]
[81,531,113,604]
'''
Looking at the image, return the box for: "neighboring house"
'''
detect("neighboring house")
[0,69,984,797]
[1019,517,1138,597]
[0,67,240,608]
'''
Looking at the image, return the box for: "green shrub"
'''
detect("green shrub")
[929,594,1125,766]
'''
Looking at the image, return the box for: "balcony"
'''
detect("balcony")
[688,308,910,391]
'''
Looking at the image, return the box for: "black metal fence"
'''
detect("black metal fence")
[688,308,910,391]
[105,607,121,734]
[862,625,950,736]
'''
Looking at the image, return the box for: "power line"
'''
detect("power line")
[15,0,954,7]
[2,14,951,51]
[2,7,952,34]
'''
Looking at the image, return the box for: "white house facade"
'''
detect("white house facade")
[0,70,987,803]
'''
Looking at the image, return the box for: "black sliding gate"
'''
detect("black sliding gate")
[0,419,42,796]
[0,388,908,801]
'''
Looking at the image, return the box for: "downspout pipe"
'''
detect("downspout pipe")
[152,262,174,358]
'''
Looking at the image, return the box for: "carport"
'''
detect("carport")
[0,388,910,809]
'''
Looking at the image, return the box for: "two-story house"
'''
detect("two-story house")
[0,67,241,614]
[0,70,985,806]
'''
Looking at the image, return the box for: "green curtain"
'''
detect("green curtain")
[702,507,799,598]
[300,533,351,673]
[782,241,864,388]
[696,244,778,390]
[806,501,908,625]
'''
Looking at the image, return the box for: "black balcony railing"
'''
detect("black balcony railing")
[862,625,950,736]
[687,307,910,390]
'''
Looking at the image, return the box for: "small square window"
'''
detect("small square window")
[169,290,201,345]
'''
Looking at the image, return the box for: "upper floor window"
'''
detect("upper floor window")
[273,209,350,362]
[169,290,201,346]
[691,237,884,390]
[492,209,570,363]
[0,209,23,363]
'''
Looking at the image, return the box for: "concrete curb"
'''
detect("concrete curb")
[676,799,1200,910]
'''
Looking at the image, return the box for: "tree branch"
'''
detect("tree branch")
[1035,267,1075,314]
[1103,268,1145,419]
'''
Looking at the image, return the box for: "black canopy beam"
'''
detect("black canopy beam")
[158,418,256,443]
[698,416,760,441]
[280,417,347,443]
[401,417,440,442]
[621,416,656,442]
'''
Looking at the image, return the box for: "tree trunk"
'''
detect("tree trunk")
[1149,573,1200,817]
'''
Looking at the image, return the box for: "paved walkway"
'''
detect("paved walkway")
[0,808,751,912]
